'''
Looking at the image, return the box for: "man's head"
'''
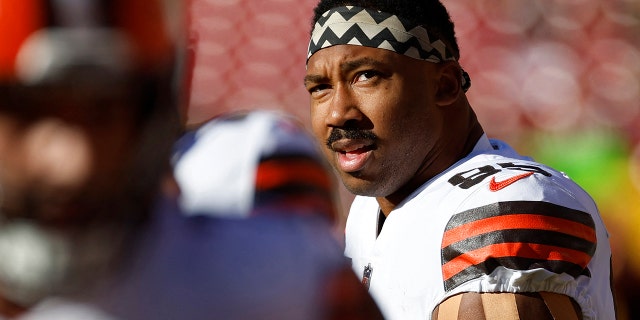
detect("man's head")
[305,0,481,209]
[0,0,186,309]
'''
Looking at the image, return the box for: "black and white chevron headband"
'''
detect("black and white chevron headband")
[307,6,470,92]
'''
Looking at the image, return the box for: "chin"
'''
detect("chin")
[341,174,383,197]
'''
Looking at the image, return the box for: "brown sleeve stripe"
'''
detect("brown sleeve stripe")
[443,243,593,282]
[441,201,596,292]
[445,201,595,231]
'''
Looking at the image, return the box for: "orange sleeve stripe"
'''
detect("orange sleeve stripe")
[442,243,593,281]
[442,214,596,248]
[255,159,332,191]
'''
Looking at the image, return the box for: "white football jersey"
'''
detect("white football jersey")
[345,135,615,320]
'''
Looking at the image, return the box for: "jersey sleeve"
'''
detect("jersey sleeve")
[441,200,596,292]
[439,157,614,319]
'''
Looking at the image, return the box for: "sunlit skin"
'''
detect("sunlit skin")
[306,45,483,215]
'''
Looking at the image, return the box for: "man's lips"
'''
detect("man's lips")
[330,140,375,173]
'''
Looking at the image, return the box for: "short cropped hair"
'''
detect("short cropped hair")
[310,0,461,59]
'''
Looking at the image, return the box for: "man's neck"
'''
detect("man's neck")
[375,108,484,216]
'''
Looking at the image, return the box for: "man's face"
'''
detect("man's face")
[0,84,140,223]
[306,45,446,199]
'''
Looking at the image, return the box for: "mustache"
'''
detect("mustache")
[326,128,378,149]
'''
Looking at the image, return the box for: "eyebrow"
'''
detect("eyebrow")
[304,56,385,87]
[342,57,383,73]
[303,74,326,88]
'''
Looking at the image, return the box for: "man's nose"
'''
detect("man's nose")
[326,84,364,128]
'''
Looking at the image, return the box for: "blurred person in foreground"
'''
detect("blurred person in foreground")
[0,0,181,317]
[0,0,381,319]
[304,0,616,319]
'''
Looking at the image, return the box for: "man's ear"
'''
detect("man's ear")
[435,62,462,106]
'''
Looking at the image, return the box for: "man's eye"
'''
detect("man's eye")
[308,84,330,94]
[355,71,379,82]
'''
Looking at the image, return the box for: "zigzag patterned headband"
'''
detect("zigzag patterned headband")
[308,6,470,91]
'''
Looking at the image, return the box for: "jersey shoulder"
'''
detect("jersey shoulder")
[444,142,597,213]
[438,143,600,293]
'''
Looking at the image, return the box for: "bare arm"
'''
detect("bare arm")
[432,292,582,320]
